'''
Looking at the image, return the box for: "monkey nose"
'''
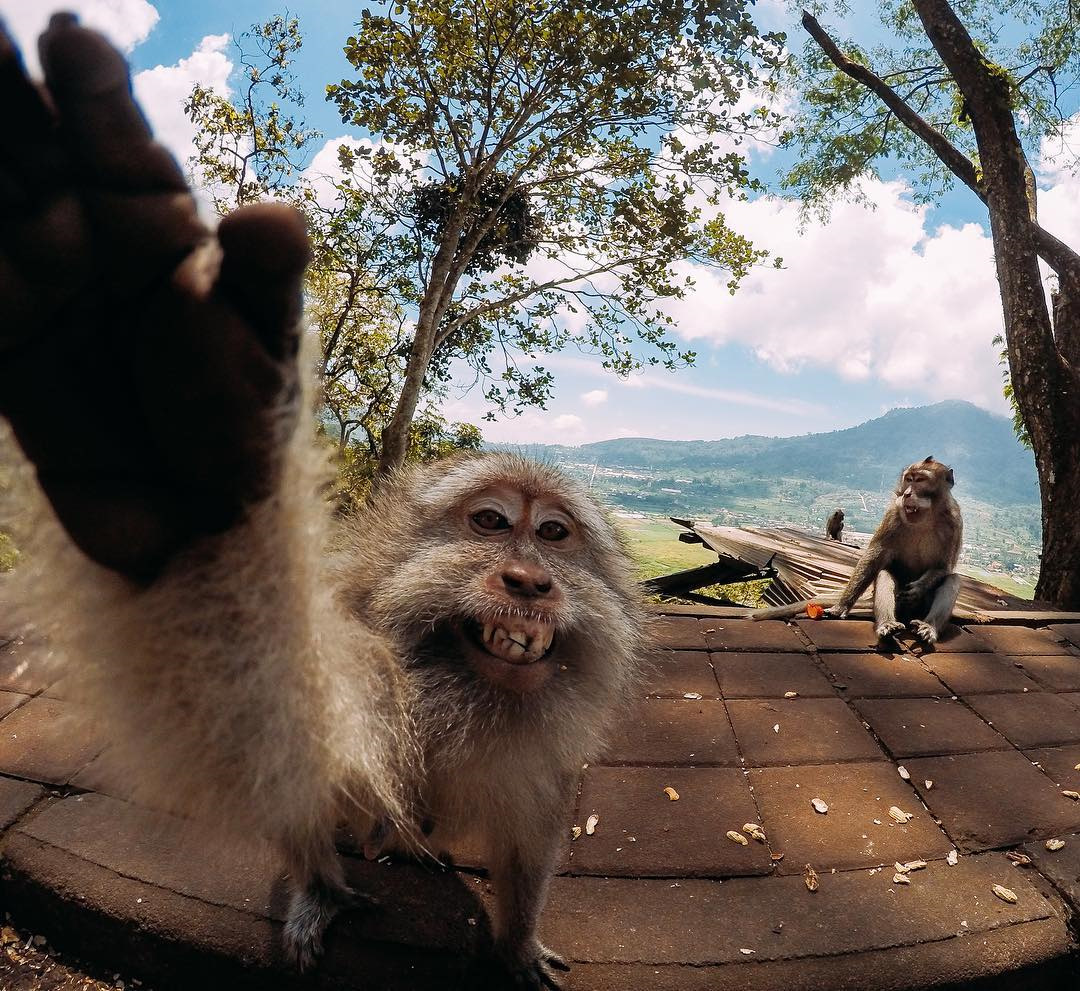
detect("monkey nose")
[501,562,553,598]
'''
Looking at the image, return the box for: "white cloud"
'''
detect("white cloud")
[551,414,585,433]
[132,33,233,170]
[668,178,1010,411]
[581,389,608,407]
[1,0,159,74]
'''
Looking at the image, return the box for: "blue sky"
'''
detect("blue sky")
[4,0,1078,446]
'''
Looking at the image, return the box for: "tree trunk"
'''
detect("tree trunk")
[913,0,1080,608]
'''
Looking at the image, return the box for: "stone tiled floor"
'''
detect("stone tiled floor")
[2,612,1080,989]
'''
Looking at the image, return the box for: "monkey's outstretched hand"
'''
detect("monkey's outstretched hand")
[0,14,312,579]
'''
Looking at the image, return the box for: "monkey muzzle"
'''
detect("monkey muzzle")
[459,613,559,692]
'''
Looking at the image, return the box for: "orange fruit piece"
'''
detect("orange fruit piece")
[805,603,825,620]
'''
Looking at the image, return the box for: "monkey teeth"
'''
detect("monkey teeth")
[478,619,555,664]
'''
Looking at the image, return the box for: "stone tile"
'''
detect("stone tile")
[543,854,1050,965]
[795,620,879,651]
[904,750,1080,850]
[970,625,1074,655]
[69,749,138,802]
[653,617,708,651]
[0,638,60,694]
[0,775,44,829]
[964,693,1080,749]
[702,620,806,653]
[602,699,739,765]
[726,699,882,766]
[712,652,834,698]
[817,652,947,697]
[569,767,771,877]
[853,698,1007,758]
[564,919,1072,991]
[0,689,29,719]
[1004,653,1080,691]
[1050,624,1080,650]
[926,624,990,652]
[0,697,103,784]
[644,650,720,698]
[749,762,951,873]
[18,792,287,918]
[1022,829,1080,914]
[1024,744,1080,788]
[921,652,1042,694]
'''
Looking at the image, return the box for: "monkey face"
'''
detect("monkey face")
[450,484,583,693]
[360,454,644,701]
[894,458,953,525]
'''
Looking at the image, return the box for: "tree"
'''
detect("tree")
[327,0,787,477]
[784,1,1080,608]
[186,17,480,504]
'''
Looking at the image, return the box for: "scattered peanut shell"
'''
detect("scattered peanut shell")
[992,884,1018,904]
[683,692,702,700]
[743,823,766,843]
[739,948,755,955]
[811,798,829,814]
[888,805,913,823]
[1074,763,1080,771]
[903,860,928,871]
[571,825,582,840]
[892,873,911,885]
[897,765,910,780]
[947,849,959,866]
[773,723,780,734]
[663,786,680,801]
[924,780,933,790]
[585,814,599,836]
[803,864,819,892]
[727,830,749,846]
[1006,851,1032,867]
[1046,838,1066,852]
[784,691,799,699]
[894,861,910,875]
[771,851,785,862]
[1062,790,1080,801]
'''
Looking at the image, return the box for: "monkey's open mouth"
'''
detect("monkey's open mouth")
[464,616,556,665]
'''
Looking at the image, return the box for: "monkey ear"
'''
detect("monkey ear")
[923,455,934,463]
[945,468,955,487]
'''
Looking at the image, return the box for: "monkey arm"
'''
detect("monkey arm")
[0,14,411,885]
[829,544,889,616]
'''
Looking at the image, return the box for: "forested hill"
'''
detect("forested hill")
[505,401,1039,506]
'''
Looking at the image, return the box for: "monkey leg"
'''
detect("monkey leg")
[487,824,570,989]
[910,573,960,646]
[282,835,374,972]
[873,572,906,641]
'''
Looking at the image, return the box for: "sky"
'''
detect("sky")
[3,0,1078,447]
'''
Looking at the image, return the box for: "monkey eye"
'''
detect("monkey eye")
[537,520,569,542]
[471,509,510,533]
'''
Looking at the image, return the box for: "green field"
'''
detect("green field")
[613,514,716,581]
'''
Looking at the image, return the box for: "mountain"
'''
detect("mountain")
[504,401,1039,507]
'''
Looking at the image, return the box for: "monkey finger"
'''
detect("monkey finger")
[0,20,56,152]
[38,14,187,191]
[217,204,313,362]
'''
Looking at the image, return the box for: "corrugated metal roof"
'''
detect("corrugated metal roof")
[687,524,1032,612]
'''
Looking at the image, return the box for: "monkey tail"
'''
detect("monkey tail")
[750,594,840,621]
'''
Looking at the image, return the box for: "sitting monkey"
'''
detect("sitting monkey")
[825,508,844,541]
[0,16,646,988]
[827,457,962,644]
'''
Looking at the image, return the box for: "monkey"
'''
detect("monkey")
[825,456,963,645]
[0,17,646,989]
[825,507,845,541]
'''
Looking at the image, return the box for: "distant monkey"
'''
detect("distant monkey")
[0,18,645,989]
[826,508,845,541]
[827,456,962,644]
